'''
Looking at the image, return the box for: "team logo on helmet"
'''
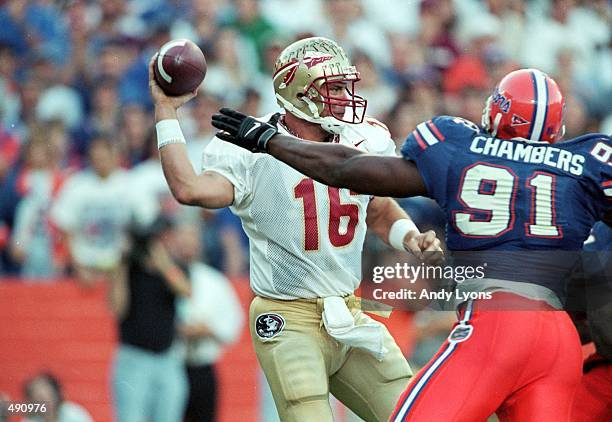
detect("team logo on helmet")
[491,89,511,113]
[511,114,529,126]
[302,52,334,69]
[255,313,285,340]
[278,58,299,89]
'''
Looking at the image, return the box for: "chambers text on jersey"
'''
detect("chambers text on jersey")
[469,136,585,176]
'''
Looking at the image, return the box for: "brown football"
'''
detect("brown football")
[153,39,207,96]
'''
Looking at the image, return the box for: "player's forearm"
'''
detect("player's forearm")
[268,135,423,197]
[158,263,192,298]
[367,198,413,246]
[155,106,200,205]
[158,144,200,204]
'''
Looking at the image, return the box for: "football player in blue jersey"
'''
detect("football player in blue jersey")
[212,68,611,421]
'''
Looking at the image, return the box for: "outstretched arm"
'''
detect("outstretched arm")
[269,135,427,197]
[211,108,428,198]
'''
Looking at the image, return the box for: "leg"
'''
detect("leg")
[329,311,412,422]
[112,344,153,422]
[151,346,189,422]
[185,364,218,422]
[497,312,582,422]
[392,305,533,422]
[571,364,612,422]
[250,297,334,422]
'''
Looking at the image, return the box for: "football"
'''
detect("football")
[153,39,207,96]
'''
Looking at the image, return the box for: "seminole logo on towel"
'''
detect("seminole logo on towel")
[255,313,285,340]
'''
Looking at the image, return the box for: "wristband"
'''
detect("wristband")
[389,219,420,251]
[156,119,186,149]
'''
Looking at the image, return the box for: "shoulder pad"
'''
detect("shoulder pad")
[339,117,394,154]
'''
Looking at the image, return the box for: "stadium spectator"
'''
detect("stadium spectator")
[172,221,244,422]
[323,0,391,66]
[184,93,222,167]
[204,207,249,277]
[417,0,460,74]
[0,43,20,130]
[109,217,191,422]
[14,77,44,140]
[170,0,223,50]
[260,0,326,36]
[352,50,397,119]
[0,121,20,185]
[519,0,590,75]
[385,101,430,150]
[0,390,10,421]
[228,0,277,71]
[22,372,93,422]
[128,132,181,223]
[203,29,259,107]
[72,78,120,159]
[9,123,70,278]
[118,103,151,167]
[51,135,131,286]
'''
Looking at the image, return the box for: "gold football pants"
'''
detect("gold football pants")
[249,295,412,422]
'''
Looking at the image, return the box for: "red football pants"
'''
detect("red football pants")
[391,293,582,422]
[571,358,612,421]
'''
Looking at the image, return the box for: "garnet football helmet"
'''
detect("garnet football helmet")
[273,37,367,133]
[482,69,565,143]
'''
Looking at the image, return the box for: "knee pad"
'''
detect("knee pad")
[272,341,329,403]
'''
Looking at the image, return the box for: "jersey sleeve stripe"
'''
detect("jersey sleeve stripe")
[601,180,612,187]
[413,130,428,150]
[604,187,612,197]
[416,122,440,146]
[427,121,446,141]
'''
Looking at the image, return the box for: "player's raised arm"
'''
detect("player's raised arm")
[149,57,234,208]
[211,108,427,198]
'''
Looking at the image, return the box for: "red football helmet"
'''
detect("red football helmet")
[482,69,565,143]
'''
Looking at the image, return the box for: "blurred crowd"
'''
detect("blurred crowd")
[0,0,610,280]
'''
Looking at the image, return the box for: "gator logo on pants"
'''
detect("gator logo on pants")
[255,313,285,340]
[448,324,473,343]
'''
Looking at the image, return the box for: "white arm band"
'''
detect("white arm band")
[156,119,186,149]
[388,219,420,251]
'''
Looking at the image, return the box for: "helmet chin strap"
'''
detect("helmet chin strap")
[276,93,344,134]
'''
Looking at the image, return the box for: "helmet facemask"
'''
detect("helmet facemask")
[481,95,502,137]
[306,69,367,125]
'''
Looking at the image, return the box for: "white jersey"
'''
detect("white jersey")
[51,169,132,270]
[202,114,397,300]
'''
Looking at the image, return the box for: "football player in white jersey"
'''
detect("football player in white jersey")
[149,37,441,421]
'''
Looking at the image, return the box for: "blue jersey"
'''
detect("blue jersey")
[401,116,611,297]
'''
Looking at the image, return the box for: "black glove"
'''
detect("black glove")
[211,108,280,153]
